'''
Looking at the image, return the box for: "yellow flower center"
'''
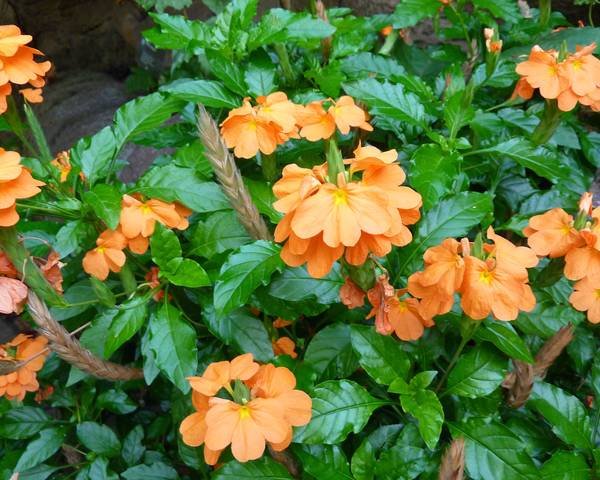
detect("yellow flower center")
[333,188,348,206]
[595,289,600,299]
[572,59,583,70]
[561,225,572,235]
[239,405,251,419]
[96,247,105,254]
[548,65,558,76]
[479,270,494,285]
[247,120,257,131]
[140,205,152,215]
[397,300,408,312]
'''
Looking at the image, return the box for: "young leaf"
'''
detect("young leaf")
[162,258,211,288]
[212,457,292,479]
[15,428,66,472]
[76,422,121,458]
[151,224,182,268]
[83,184,122,229]
[410,144,460,210]
[294,380,385,444]
[148,303,198,393]
[528,381,593,450]
[70,126,117,185]
[305,323,358,380]
[446,345,507,398]
[350,325,411,385]
[105,297,149,358]
[213,241,284,315]
[97,389,137,415]
[449,419,539,480]
[375,444,429,480]
[206,50,248,96]
[392,0,442,28]
[188,211,252,258]
[399,389,444,450]
[269,264,344,304]
[160,79,241,108]
[351,424,403,480]
[292,444,354,480]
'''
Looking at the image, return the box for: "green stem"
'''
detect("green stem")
[0,227,67,307]
[539,0,552,28]
[261,152,278,183]
[589,4,595,28]
[378,33,397,56]
[23,103,53,162]
[531,100,561,146]
[449,4,475,59]
[309,0,317,14]
[274,43,295,86]
[5,97,37,157]
[435,318,482,393]
[325,137,345,184]
[119,262,137,296]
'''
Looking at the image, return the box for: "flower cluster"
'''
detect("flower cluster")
[180,353,311,465]
[82,194,191,280]
[513,43,600,112]
[0,25,51,113]
[220,92,371,159]
[484,28,502,53]
[273,144,422,278]
[408,227,539,321]
[342,275,434,341]
[524,195,600,323]
[0,148,45,227]
[0,334,48,401]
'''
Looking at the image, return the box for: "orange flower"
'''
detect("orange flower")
[256,92,299,135]
[0,148,45,226]
[39,251,64,293]
[557,43,600,111]
[125,233,149,255]
[119,194,188,239]
[181,355,312,465]
[0,277,27,314]
[485,226,539,280]
[380,25,393,36]
[569,277,600,323]
[145,266,165,301]
[511,77,534,101]
[366,274,398,334]
[515,46,566,99]
[0,25,51,114]
[0,251,17,277]
[221,98,286,159]
[0,334,48,401]
[272,337,297,358]
[484,28,502,53]
[82,229,127,280]
[297,97,371,141]
[564,229,600,283]
[34,384,54,403]
[340,277,366,308]
[50,151,71,183]
[524,208,583,257]
[273,318,292,328]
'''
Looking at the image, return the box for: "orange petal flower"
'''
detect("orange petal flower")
[119,194,184,239]
[188,353,259,397]
[272,337,298,359]
[272,164,322,214]
[560,43,600,97]
[0,251,17,278]
[569,277,600,323]
[82,229,127,280]
[511,77,534,101]
[486,226,538,280]
[280,230,344,278]
[273,318,292,328]
[564,230,600,283]
[340,277,366,308]
[220,99,285,159]
[525,208,583,258]
[0,277,27,314]
[515,46,567,99]
[20,87,43,103]
[39,251,64,293]
[366,274,397,334]
[256,92,299,133]
[296,101,337,141]
[50,151,71,183]
[460,256,536,320]
[0,148,23,181]
[387,295,433,341]
[0,334,48,401]
[328,96,372,135]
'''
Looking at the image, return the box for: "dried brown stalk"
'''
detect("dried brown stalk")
[196,105,272,241]
[503,324,574,407]
[439,438,465,480]
[315,0,332,63]
[27,292,143,381]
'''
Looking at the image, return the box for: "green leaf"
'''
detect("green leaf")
[161,79,240,108]
[18,464,61,480]
[285,15,336,42]
[244,177,282,223]
[77,422,121,458]
[151,224,182,268]
[392,192,493,275]
[472,0,520,21]
[70,126,117,184]
[86,457,118,480]
[54,220,96,258]
[212,457,292,479]
[206,50,248,96]
[143,13,205,50]
[202,306,274,362]
[410,144,460,210]
[83,184,122,229]
[341,52,406,80]
[121,462,178,480]
[269,264,344,304]
[15,428,65,472]
[473,138,570,183]
[539,451,591,480]
[304,323,358,380]
[292,444,353,480]
[474,320,534,363]
[136,164,230,212]
[449,419,538,480]
[245,52,277,97]
[138,0,192,13]
[294,380,385,444]
[399,389,444,450]
[444,91,475,140]
[162,257,211,287]
[516,302,584,339]
[122,426,146,467]
[344,78,427,128]
[446,345,507,398]
[392,0,442,28]
[351,424,403,480]
[90,277,116,307]
[188,211,252,258]
[105,297,148,357]
[375,444,429,480]
[528,381,593,450]
[148,303,198,392]
[0,407,51,439]
[350,324,411,385]
[97,389,137,415]
[113,92,184,146]
[214,241,284,314]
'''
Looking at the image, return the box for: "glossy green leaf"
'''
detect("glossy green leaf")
[292,444,353,480]
[410,144,460,210]
[269,264,344,304]
[214,241,284,314]
[400,389,444,450]
[0,407,51,439]
[121,463,178,480]
[350,324,411,385]
[212,457,292,479]
[375,444,429,480]
[15,429,65,472]
[83,184,122,229]
[97,389,137,415]
[163,257,211,287]
[539,451,591,480]
[70,126,117,185]
[474,320,534,363]
[351,424,403,480]
[77,422,121,458]
[305,323,358,380]
[188,211,252,258]
[105,297,148,357]
[148,303,198,392]
[294,380,385,444]
[122,426,146,467]
[160,79,240,108]
[151,224,182,268]
[392,0,442,28]
[446,345,507,398]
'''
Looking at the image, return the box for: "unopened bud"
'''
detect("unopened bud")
[578,192,593,216]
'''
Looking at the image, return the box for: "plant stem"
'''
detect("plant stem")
[119,262,137,296]
[378,33,397,56]
[274,43,295,86]
[435,319,482,393]
[531,100,561,146]
[325,137,345,184]
[539,0,552,28]
[5,97,37,157]
[261,153,278,183]
[23,103,53,162]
